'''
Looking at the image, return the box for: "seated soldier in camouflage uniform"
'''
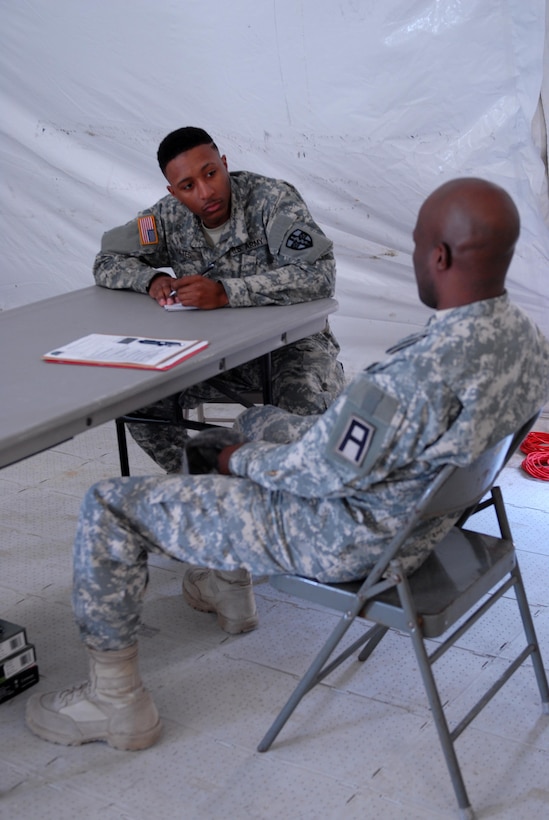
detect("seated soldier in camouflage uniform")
[94,126,345,635]
[26,178,549,752]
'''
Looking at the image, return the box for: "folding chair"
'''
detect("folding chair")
[258,413,548,819]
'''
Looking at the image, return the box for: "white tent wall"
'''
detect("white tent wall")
[1,0,548,381]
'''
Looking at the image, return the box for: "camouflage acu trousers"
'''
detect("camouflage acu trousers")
[126,330,345,472]
[72,469,380,652]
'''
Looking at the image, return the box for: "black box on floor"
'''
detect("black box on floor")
[0,643,37,685]
[0,664,40,704]
[0,618,28,663]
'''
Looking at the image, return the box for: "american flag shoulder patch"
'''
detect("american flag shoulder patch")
[137,214,159,246]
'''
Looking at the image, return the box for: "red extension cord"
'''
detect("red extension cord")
[519,431,549,481]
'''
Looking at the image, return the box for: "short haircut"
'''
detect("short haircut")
[157,127,218,174]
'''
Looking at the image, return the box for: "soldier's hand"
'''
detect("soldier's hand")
[148,275,178,305]
[173,276,229,310]
[217,443,245,475]
[184,428,248,474]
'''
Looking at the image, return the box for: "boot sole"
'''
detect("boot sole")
[26,711,163,751]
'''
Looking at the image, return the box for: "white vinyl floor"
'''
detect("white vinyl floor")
[1,413,548,820]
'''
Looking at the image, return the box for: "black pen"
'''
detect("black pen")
[138,339,181,347]
[168,262,215,297]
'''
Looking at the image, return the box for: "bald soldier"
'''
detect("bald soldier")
[26,178,549,751]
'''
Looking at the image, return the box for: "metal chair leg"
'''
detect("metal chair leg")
[397,574,474,818]
[511,560,549,710]
[357,624,389,662]
[261,352,273,404]
[115,418,130,476]
[257,613,357,752]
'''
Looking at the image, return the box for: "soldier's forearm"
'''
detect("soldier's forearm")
[93,253,161,293]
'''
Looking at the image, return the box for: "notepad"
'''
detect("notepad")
[163,303,198,311]
[42,334,208,370]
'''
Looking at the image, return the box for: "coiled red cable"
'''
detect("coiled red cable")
[520,431,549,480]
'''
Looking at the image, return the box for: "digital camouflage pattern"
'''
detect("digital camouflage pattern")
[93,170,345,470]
[73,294,549,650]
[94,171,336,304]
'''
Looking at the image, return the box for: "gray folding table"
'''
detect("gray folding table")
[0,286,338,468]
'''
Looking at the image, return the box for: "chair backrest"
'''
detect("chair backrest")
[422,411,540,520]
[421,434,512,520]
[358,411,540,598]
[420,412,539,519]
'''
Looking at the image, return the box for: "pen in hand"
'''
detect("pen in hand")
[168,262,215,297]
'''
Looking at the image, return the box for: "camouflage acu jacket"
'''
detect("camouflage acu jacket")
[231,294,549,576]
[93,170,335,308]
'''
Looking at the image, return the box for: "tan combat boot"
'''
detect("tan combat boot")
[182,566,258,634]
[25,643,162,750]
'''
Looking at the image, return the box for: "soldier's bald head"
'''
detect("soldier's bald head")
[424,178,519,261]
[413,178,520,309]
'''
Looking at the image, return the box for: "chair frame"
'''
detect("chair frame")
[258,416,549,819]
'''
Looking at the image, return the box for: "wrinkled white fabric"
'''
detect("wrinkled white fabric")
[1,1,548,380]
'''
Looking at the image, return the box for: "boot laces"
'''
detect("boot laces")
[55,681,92,708]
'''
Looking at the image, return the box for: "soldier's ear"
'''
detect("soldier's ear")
[434,242,452,270]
